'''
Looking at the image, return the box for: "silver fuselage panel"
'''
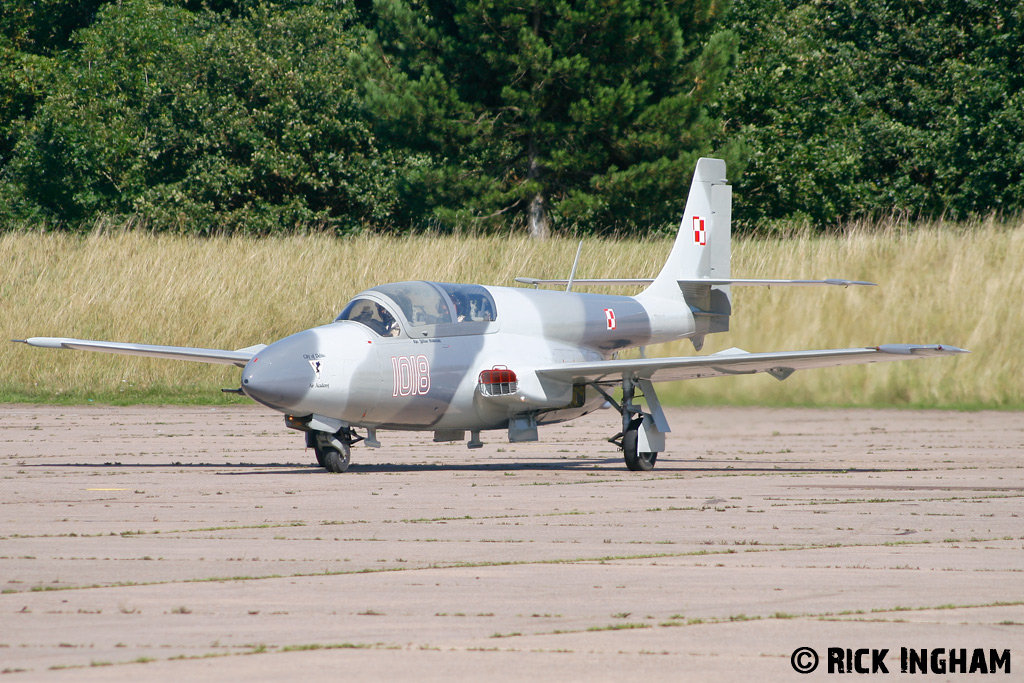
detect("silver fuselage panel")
[241,282,695,431]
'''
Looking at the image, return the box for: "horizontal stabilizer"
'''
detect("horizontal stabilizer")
[515,277,875,288]
[679,278,876,287]
[515,277,652,287]
[15,337,261,367]
[534,344,968,386]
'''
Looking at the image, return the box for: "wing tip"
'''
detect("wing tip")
[875,343,970,356]
[824,278,877,287]
[19,337,69,349]
[935,344,970,354]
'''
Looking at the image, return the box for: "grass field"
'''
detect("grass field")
[2,219,1019,408]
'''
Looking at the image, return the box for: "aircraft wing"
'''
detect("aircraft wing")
[534,344,968,386]
[14,337,265,368]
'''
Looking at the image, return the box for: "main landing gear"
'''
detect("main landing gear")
[305,426,362,473]
[618,414,658,471]
[597,378,668,472]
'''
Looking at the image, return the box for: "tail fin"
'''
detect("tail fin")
[638,157,732,349]
[641,157,731,298]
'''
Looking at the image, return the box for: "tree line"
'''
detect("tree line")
[1,0,1021,235]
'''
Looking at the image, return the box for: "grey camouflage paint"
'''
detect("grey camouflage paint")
[241,282,696,432]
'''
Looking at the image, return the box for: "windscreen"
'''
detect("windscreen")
[335,298,400,336]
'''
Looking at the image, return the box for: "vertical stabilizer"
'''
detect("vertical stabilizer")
[640,157,731,298]
[638,158,732,349]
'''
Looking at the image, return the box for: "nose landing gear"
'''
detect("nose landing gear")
[305,427,362,473]
[287,415,364,473]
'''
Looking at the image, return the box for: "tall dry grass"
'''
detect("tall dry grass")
[1,219,1017,407]
[655,219,1021,408]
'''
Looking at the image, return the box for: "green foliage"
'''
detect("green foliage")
[3,0,398,233]
[719,0,1024,229]
[0,40,47,178]
[355,0,743,234]
[2,0,1023,234]
[0,0,107,179]
[0,0,114,54]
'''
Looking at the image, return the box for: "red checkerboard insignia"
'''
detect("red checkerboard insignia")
[604,308,616,330]
[693,216,707,245]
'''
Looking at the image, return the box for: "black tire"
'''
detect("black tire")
[622,429,658,471]
[312,432,351,472]
[322,444,351,473]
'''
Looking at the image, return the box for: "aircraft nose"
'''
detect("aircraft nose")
[241,331,317,412]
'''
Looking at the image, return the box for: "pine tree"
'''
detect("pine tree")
[355,0,741,236]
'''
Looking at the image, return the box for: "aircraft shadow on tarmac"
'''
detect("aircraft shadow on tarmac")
[34,459,889,475]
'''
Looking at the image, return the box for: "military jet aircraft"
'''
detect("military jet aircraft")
[17,158,966,472]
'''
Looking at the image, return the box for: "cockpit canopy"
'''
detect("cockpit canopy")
[336,281,497,337]
[337,298,400,337]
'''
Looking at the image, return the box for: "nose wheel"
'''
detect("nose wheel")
[306,428,358,473]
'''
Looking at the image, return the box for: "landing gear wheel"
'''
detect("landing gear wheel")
[602,378,664,472]
[622,428,658,471]
[321,443,351,473]
[311,431,352,473]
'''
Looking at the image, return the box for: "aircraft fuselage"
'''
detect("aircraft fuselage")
[240,284,695,431]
